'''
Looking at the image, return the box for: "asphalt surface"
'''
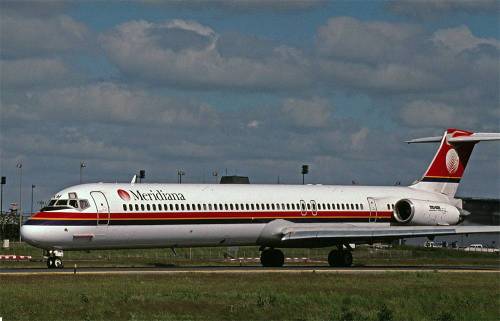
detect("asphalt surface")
[1,265,499,275]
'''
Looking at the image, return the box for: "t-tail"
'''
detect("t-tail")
[407,128,500,197]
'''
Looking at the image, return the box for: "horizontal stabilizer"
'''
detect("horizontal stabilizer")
[406,132,500,144]
[405,136,442,144]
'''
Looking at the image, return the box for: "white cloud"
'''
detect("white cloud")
[388,0,497,19]
[0,58,70,88]
[432,25,500,54]
[100,19,312,90]
[2,83,220,127]
[0,14,90,58]
[316,17,422,63]
[399,100,477,128]
[281,97,332,128]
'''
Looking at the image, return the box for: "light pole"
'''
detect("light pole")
[31,185,35,215]
[80,161,86,184]
[0,176,5,215]
[16,162,22,242]
[212,171,218,184]
[301,164,309,185]
[177,170,185,184]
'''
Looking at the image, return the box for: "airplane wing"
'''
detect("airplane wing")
[277,224,500,244]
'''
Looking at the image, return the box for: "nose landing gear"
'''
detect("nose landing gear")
[45,250,64,269]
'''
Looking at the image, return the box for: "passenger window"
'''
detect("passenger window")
[392,204,395,210]
[246,204,250,210]
[251,204,255,210]
[214,204,218,211]
[291,204,295,210]
[182,204,186,211]
[175,204,179,211]
[152,204,156,211]
[341,204,344,210]
[141,204,145,211]
[135,204,139,211]
[286,204,290,210]
[271,204,275,210]
[129,204,133,211]
[387,204,390,210]
[355,204,359,210]
[146,204,150,211]
[229,204,233,210]
[186,204,190,211]
[123,204,127,211]
[224,204,228,211]
[197,204,201,211]
[266,204,270,210]
[256,204,260,210]
[235,204,239,210]
[360,204,364,210]
[203,204,207,211]
[169,204,174,211]
[350,204,354,210]
[209,204,212,211]
[158,204,162,211]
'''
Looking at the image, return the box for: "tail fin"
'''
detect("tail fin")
[407,128,500,197]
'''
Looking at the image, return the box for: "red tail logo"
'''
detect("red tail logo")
[422,129,475,183]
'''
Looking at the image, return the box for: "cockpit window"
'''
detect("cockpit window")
[79,200,90,210]
[41,198,90,212]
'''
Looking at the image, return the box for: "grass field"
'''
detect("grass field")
[1,272,499,321]
[1,242,499,268]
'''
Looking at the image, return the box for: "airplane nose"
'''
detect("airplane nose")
[21,225,43,247]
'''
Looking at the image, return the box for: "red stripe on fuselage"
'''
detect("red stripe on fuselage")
[30,210,393,220]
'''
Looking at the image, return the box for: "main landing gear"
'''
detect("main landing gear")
[260,248,285,267]
[260,246,353,267]
[45,250,64,269]
[328,245,353,267]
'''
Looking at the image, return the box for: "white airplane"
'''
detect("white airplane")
[21,128,500,268]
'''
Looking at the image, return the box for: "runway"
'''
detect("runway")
[1,265,499,275]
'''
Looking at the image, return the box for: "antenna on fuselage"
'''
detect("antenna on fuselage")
[131,175,137,185]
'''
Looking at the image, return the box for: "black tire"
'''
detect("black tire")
[260,249,273,267]
[342,251,353,267]
[271,249,284,267]
[260,249,285,267]
[47,257,54,269]
[54,257,64,269]
[328,250,341,267]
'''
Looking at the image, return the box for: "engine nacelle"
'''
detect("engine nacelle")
[393,199,461,226]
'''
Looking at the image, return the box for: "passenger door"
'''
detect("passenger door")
[91,191,110,226]
[367,197,377,223]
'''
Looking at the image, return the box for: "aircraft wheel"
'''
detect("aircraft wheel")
[260,249,284,267]
[47,257,54,269]
[328,250,342,267]
[342,251,353,267]
[54,257,64,269]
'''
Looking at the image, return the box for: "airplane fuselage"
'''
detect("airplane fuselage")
[22,182,450,250]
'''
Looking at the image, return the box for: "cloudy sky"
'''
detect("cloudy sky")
[1,0,499,211]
